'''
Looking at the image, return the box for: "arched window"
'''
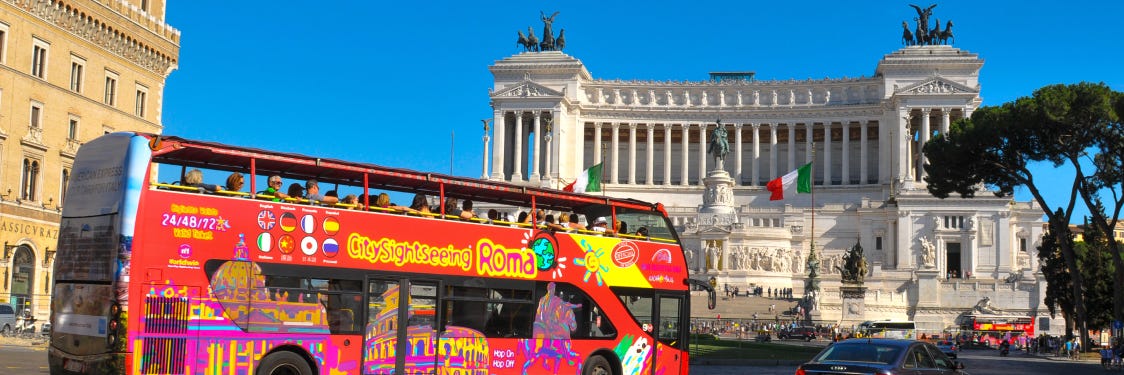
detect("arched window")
[21,158,40,201]
[9,245,36,312]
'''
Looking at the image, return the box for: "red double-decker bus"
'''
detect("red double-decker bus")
[48,132,714,375]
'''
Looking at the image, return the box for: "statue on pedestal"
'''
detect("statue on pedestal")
[836,241,868,283]
[920,237,936,268]
[707,119,729,170]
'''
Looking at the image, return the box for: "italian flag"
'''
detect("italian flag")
[563,163,603,193]
[766,162,812,200]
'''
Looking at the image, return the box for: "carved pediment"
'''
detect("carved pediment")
[492,80,564,98]
[898,77,977,95]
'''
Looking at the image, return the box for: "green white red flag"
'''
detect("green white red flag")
[766,162,812,200]
[563,163,603,193]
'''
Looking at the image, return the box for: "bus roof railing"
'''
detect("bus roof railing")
[143,133,664,215]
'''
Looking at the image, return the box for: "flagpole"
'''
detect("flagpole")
[809,141,817,324]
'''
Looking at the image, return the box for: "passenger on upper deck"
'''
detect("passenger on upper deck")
[460,200,476,220]
[305,179,339,204]
[375,193,412,212]
[409,194,432,214]
[591,217,609,233]
[341,194,361,209]
[263,175,290,201]
[567,213,586,231]
[544,214,567,232]
[183,169,219,193]
[287,183,305,200]
[225,173,244,192]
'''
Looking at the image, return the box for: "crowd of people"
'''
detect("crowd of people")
[173,169,655,238]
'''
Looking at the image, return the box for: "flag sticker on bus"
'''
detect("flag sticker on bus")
[257,210,276,230]
[322,217,340,235]
[257,232,272,252]
[279,212,297,232]
[301,236,318,256]
[300,215,315,234]
[322,238,339,257]
[278,234,295,254]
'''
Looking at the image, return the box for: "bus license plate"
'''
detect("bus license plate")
[64,358,86,372]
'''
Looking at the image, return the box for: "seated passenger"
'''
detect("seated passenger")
[591,217,610,233]
[183,169,219,192]
[409,194,432,214]
[304,179,338,204]
[460,200,476,220]
[636,226,650,237]
[287,183,305,201]
[262,175,290,201]
[486,209,500,224]
[341,194,361,209]
[225,172,244,192]
[375,193,412,212]
[544,214,567,231]
[442,197,464,218]
[567,213,587,231]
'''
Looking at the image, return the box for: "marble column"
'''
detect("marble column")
[611,122,621,184]
[842,121,850,185]
[531,111,542,180]
[940,107,950,136]
[698,123,707,181]
[628,123,637,185]
[901,109,913,182]
[824,122,832,185]
[860,120,869,184]
[512,111,524,181]
[680,124,689,186]
[664,124,672,186]
[491,109,505,180]
[593,122,603,167]
[787,124,795,173]
[735,123,745,185]
[769,123,778,180]
[920,108,931,180]
[805,121,814,164]
[646,124,655,185]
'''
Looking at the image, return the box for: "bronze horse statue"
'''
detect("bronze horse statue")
[928,18,942,45]
[939,20,954,45]
[517,31,532,52]
[901,21,914,46]
[555,29,566,51]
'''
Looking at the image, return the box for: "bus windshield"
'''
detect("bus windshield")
[48,132,701,375]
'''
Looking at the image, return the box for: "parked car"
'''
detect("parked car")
[40,321,51,336]
[0,305,14,334]
[795,338,967,375]
[935,340,958,359]
[779,326,818,341]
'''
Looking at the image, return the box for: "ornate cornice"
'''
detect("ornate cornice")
[6,0,179,76]
[896,76,978,95]
[491,79,565,98]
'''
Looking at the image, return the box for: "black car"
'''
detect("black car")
[779,326,818,341]
[795,338,967,375]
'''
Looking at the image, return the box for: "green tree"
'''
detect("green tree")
[924,82,1122,347]
[1077,215,1115,330]
[1038,214,1075,336]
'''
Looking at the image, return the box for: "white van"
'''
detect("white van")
[0,304,15,334]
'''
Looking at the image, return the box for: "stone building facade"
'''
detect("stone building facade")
[484,45,1058,334]
[0,0,177,320]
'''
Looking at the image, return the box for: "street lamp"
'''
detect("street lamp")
[481,119,492,179]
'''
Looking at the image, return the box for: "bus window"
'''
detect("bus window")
[535,282,615,339]
[658,296,684,347]
[617,293,655,335]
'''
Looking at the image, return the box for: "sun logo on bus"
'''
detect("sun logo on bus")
[530,232,567,278]
[575,239,610,286]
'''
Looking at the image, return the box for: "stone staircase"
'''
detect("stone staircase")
[690,293,801,320]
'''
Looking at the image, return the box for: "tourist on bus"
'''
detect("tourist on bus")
[374,193,411,212]
[568,213,586,231]
[591,217,609,233]
[341,194,361,209]
[543,214,567,231]
[408,193,432,214]
[636,226,649,237]
[461,200,476,219]
[262,175,289,201]
[225,172,244,192]
[304,179,338,204]
[183,169,219,193]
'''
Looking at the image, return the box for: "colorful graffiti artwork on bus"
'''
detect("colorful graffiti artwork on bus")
[364,284,490,375]
[345,233,539,279]
[207,260,330,333]
[574,239,611,286]
[520,282,583,375]
[613,335,652,375]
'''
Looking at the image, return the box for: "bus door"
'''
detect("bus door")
[654,293,686,375]
[364,278,441,375]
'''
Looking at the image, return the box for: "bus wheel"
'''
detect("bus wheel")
[583,355,612,375]
[258,351,312,375]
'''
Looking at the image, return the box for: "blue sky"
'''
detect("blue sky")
[163,1,1122,223]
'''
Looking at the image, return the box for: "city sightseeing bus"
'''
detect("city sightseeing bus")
[857,320,917,339]
[48,132,715,375]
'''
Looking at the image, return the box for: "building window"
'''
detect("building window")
[70,55,85,93]
[67,115,79,140]
[104,70,118,105]
[31,38,48,79]
[0,22,9,64]
[60,167,70,206]
[1020,238,1027,252]
[141,0,149,12]
[29,102,42,129]
[135,84,148,117]
[21,158,40,201]
[944,215,964,229]
[875,236,883,250]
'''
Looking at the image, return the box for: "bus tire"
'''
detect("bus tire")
[583,355,612,375]
[257,351,313,375]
